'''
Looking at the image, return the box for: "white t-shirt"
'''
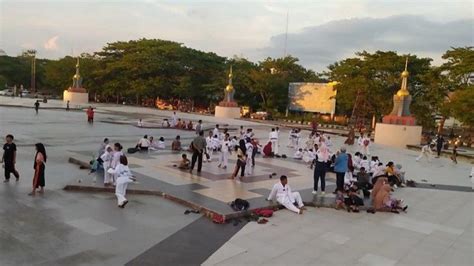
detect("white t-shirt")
[138,138,150,148]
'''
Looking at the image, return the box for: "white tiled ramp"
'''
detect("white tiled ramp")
[203,188,473,266]
[65,218,117,236]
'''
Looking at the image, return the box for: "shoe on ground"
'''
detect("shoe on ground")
[312,190,317,195]
[393,184,398,189]
[321,191,325,196]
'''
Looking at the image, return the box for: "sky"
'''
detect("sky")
[0,0,472,71]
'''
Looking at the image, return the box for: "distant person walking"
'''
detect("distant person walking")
[2,134,20,182]
[66,100,70,111]
[190,130,206,173]
[34,100,40,114]
[29,143,46,196]
[435,135,444,158]
[86,106,94,123]
[195,120,202,135]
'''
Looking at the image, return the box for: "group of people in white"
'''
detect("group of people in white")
[95,115,410,214]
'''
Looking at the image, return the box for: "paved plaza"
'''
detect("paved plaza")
[0,98,472,265]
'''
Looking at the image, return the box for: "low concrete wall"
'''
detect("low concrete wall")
[215,106,240,119]
[63,90,89,104]
[374,123,422,148]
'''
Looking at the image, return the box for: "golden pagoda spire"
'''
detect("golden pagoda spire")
[225,65,233,92]
[396,57,410,97]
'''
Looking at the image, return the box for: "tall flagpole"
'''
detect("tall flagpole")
[283,9,289,57]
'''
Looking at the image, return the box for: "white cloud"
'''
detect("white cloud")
[256,15,473,71]
[44,36,59,50]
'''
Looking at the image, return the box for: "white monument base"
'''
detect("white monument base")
[374,123,422,148]
[215,106,240,119]
[63,90,89,104]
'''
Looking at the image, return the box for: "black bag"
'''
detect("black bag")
[230,198,250,211]
[127,147,138,154]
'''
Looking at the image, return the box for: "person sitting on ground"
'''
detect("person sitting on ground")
[369,156,379,173]
[178,154,190,169]
[352,152,362,169]
[356,167,373,197]
[360,155,370,171]
[394,164,406,185]
[345,185,364,212]
[176,118,183,128]
[302,149,314,163]
[371,162,386,184]
[162,119,170,127]
[136,135,150,151]
[325,136,333,148]
[180,120,187,129]
[335,188,346,210]
[293,148,303,160]
[150,136,165,150]
[171,135,182,151]
[267,175,305,214]
[385,161,403,188]
[374,182,408,213]
[371,177,388,200]
[187,120,194,130]
[262,141,273,157]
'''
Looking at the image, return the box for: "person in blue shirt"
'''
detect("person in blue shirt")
[334,147,348,192]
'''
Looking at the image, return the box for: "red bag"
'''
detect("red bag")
[254,209,273,217]
[212,214,225,224]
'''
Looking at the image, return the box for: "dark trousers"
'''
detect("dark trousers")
[336,172,345,191]
[251,149,257,166]
[191,150,203,172]
[4,163,19,180]
[437,146,442,156]
[313,161,326,191]
[233,160,246,177]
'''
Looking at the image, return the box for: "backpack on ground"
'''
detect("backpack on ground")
[127,147,138,154]
[230,198,250,211]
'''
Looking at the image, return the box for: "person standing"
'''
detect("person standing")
[334,147,349,192]
[66,100,70,111]
[190,130,206,173]
[230,139,247,180]
[312,145,329,195]
[29,143,46,196]
[451,145,458,164]
[218,133,230,169]
[245,138,253,176]
[195,120,202,135]
[110,143,123,185]
[108,155,136,208]
[344,126,355,145]
[34,100,40,114]
[205,131,214,162]
[435,135,444,158]
[416,143,433,162]
[213,124,220,138]
[86,106,94,124]
[100,145,114,186]
[2,134,20,182]
[269,128,279,155]
[171,112,178,127]
[239,126,245,140]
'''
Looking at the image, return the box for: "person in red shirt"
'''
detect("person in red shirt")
[86,106,94,124]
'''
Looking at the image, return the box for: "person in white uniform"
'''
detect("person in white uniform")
[218,133,231,169]
[110,143,124,185]
[245,139,254,175]
[267,175,305,214]
[171,112,178,127]
[100,145,114,186]
[416,143,433,162]
[108,155,136,208]
[213,125,220,139]
[205,131,214,162]
[269,128,279,155]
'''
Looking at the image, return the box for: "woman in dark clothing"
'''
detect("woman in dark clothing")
[29,143,47,196]
[230,139,247,180]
